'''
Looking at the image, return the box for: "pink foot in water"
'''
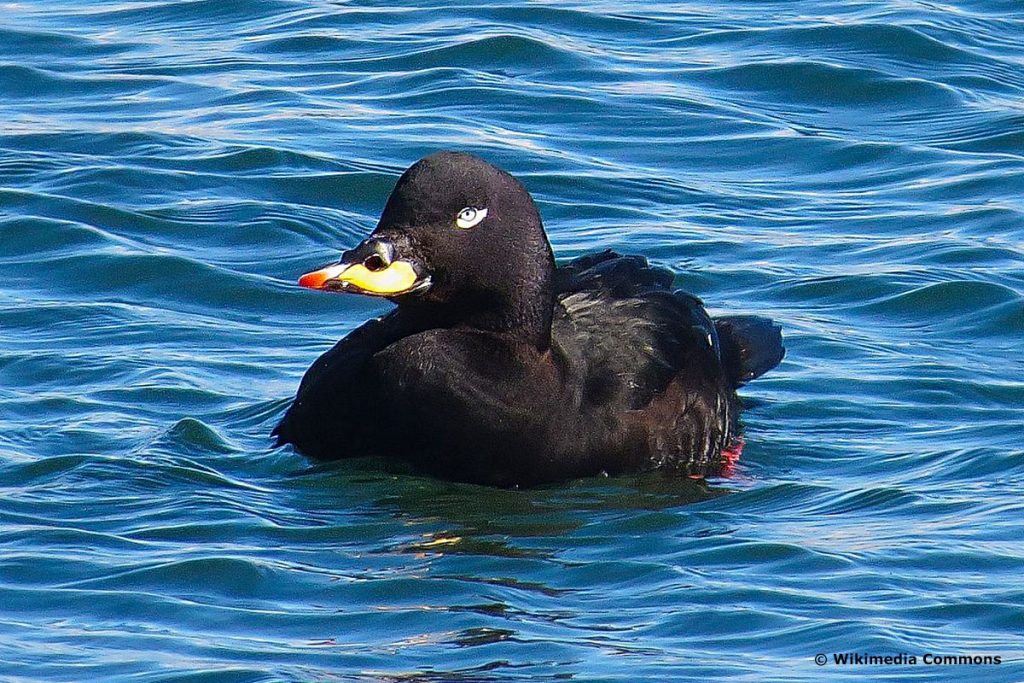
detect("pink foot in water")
[719,437,745,477]
[686,437,744,479]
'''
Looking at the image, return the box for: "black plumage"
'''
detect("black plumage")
[273,152,784,487]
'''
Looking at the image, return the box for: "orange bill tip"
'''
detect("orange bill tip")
[298,266,337,290]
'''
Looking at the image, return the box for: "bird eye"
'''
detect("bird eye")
[455,206,487,229]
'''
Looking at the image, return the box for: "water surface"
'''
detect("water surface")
[2,1,1023,681]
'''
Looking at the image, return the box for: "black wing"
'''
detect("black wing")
[553,250,722,409]
[551,251,736,473]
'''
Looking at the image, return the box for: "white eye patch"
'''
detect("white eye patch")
[455,206,487,229]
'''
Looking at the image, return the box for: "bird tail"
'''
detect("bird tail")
[715,315,785,388]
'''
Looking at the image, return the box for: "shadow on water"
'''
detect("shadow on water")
[288,457,728,555]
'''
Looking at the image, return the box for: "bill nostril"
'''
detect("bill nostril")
[363,254,386,271]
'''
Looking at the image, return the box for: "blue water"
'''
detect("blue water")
[2,1,1023,681]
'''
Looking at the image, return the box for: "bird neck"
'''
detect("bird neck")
[470,230,556,351]
[489,267,555,351]
[399,247,555,352]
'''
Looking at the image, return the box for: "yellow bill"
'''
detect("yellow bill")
[299,259,422,296]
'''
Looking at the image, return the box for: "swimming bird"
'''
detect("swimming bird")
[273,152,784,487]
